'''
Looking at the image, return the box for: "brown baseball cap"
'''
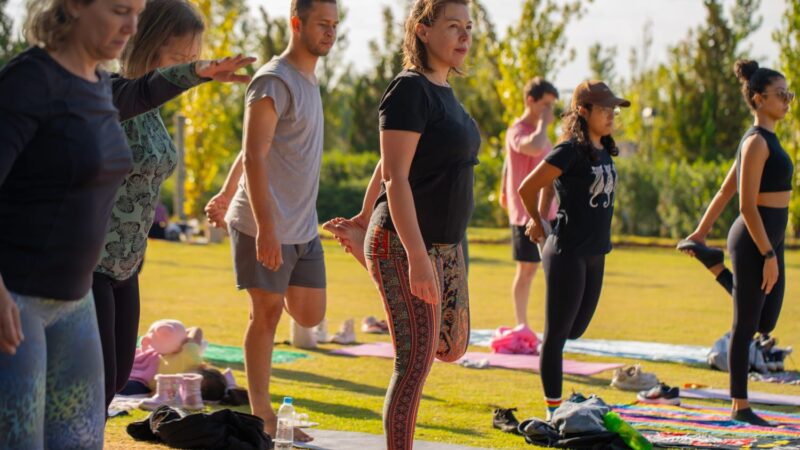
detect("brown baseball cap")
[571,80,631,109]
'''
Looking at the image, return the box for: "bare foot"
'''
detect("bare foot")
[322,217,367,268]
[259,410,314,443]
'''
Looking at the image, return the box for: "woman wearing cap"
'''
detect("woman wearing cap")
[518,80,629,419]
[680,60,793,427]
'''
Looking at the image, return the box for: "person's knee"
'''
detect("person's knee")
[517,262,538,278]
[291,309,324,328]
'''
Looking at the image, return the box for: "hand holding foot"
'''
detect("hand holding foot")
[322,217,367,268]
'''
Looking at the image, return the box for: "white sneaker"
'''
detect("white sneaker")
[611,365,659,391]
[328,319,356,344]
[313,318,328,343]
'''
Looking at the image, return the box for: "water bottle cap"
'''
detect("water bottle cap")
[283,397,293,405]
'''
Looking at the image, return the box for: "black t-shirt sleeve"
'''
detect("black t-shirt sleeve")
[112,69,190,121]
[545,142,579,173]
[0,56,49,186]
[379,75,429,133]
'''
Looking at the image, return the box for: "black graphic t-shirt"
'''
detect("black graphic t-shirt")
[545,139,616,256]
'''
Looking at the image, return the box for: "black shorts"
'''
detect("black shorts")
[511,225,541,263]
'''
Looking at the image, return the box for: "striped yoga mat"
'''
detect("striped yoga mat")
[612,403,800,449]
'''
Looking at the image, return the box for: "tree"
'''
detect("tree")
[773,0,800,235]
[0,0,24,67]
[662,0,761,161]
[347,7,404,153]
[494,0,588,122]
[451,0,505,144]
[588,42,617,85]
[176,0,248,217]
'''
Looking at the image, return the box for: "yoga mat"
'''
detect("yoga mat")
[295,429,490,450]
[203,342,308,366]
[469,329,709,364]
[612,403,800,449]
[330,343,622,375]
[681,387,800,406]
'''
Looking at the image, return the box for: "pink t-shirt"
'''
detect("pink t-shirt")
[503,120,558,226]
[128,347,160,386]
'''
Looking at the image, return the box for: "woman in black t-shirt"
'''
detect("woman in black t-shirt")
[363,1,480,448]
[0,0,143,447]
[518,80,630,420]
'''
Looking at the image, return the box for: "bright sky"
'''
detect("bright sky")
[6,0,785,90]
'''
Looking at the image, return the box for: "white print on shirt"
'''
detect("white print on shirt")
[589,164,617,208]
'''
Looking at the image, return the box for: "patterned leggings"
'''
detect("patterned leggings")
[0,292,105,449]
[365,225,470,450]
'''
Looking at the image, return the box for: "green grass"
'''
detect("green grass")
[105,236,800,449]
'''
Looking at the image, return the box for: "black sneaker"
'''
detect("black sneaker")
[637,383,681,406]
[492,407,521,435]
[677,240,725,268]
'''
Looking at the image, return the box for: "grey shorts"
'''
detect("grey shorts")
[229,227,326,294]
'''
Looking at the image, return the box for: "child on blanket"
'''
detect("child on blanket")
[121,319,206,395]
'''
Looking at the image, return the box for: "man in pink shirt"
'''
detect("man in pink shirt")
[500,77,559,327]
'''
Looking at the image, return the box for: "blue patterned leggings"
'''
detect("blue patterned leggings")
[0,292,105,449]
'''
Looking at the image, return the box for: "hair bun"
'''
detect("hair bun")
[734,59,759,84]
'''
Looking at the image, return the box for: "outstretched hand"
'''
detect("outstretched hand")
[195,55,257,84]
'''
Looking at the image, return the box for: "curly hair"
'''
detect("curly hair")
[560,105,619,161]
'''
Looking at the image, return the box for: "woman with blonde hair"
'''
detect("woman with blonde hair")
[0,0,143,446]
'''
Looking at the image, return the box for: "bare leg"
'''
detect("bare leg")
[245,288,322,442]
[512,262,538,327]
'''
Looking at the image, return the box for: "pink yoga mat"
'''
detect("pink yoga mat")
[682,388,800,407]
[330,343,622,376]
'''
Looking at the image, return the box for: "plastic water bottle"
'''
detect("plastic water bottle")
[274,397,295,450]
[603,411,652,450]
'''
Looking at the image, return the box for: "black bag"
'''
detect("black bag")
[519,418,629,449]
[127,406,273,450]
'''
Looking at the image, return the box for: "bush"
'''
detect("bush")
[613,156,738,239]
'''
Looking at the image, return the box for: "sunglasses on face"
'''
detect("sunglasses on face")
[764,90,796,104]
[596,106,621,116]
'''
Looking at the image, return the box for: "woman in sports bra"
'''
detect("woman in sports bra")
[682,59,793,426]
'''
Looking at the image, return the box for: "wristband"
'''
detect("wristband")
[763,249,776,259]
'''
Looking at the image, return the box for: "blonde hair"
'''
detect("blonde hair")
[120,0,204,78]
[24,0,94,50]
[402,0,468,74]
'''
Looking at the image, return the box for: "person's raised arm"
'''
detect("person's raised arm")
[352,160,383,229]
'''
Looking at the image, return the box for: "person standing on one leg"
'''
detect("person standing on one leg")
[518,80,629,420]
[365,1,479,447]
[682,60,793,426]
[217,0,339,441]
[500,77,559,327]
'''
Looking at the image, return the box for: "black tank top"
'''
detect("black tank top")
[736,126,793,193]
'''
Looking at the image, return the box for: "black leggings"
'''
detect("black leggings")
[540,238,606,399]
[728,206,787,399]
[92,271,141,411]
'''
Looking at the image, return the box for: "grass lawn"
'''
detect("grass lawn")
[104,235,800,449]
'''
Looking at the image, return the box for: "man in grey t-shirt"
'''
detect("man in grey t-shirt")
[205,0,338,442]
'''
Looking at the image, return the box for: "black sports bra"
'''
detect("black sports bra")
[736,126,793,193]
